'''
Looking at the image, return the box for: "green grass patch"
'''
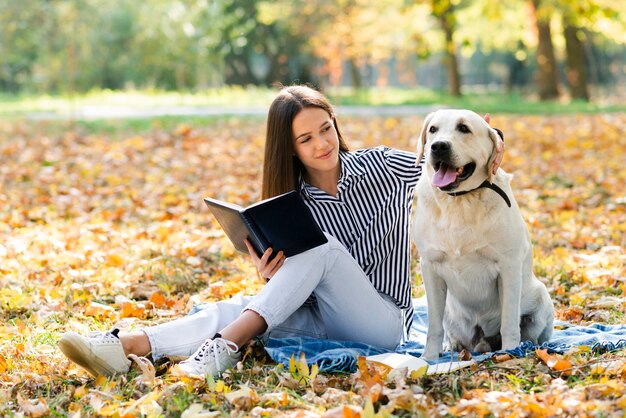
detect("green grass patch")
[0,86,276,116]
[2,86,625,121]
[327,87,626,114]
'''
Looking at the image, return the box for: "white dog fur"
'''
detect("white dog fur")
[412,109,553,360]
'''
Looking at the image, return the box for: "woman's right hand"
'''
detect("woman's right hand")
[244,239,285,281]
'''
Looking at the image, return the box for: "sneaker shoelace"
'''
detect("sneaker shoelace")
[86,328,120,344]
[192,338,239,372]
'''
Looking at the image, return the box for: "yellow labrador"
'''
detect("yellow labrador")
[412,109,553,360]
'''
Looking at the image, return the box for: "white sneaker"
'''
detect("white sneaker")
[177,337,241,377]
[58,329,131,377]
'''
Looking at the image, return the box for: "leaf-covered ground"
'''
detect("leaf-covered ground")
[1,113,625,417]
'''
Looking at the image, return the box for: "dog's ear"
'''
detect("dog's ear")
[486,127,500,183]
[416,112,434,166]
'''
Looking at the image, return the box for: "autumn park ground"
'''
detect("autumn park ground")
[1,92,626,416]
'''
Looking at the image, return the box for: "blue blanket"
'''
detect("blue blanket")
[264,297,626,373]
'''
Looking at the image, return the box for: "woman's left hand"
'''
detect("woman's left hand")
[484,113,505,175]
[244,239,285,281]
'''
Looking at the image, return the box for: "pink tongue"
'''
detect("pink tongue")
[433,163,458,187]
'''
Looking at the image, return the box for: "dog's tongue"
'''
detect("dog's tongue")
[433,163,458,188]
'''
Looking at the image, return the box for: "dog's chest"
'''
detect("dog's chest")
[421,225,500,282]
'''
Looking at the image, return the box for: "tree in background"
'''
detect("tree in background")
[429,0,462,96]
[559,0,623,102]
[0,0,46,93]
[1,0,625,99]
[563,16,589,101]
[529,0,560,100]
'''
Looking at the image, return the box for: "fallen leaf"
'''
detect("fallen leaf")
[17,393,49,417]
[536,349,573,374]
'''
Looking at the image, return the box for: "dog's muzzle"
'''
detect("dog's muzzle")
[431,160,476,191]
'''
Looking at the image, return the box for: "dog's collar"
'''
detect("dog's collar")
[446,180,512,208]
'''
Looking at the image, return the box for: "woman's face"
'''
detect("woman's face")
[292,107,340,177]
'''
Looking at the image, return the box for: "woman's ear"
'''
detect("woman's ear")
[416,112,434,166]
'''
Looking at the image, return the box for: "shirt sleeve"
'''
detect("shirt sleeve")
[381,146,423,185]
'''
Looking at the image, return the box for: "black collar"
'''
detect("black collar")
[446,180,512,208]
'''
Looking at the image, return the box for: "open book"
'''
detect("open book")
[204,190,328,259]
[366,353,474,376]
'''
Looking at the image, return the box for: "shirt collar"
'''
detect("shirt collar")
[339,150,365,179]
[298,150,365,199]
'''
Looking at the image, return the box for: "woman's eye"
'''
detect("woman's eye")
[322,126,330,133]
[428,125,438,133]
[457,124,471,133]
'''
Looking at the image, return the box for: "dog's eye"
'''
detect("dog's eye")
[457,123,471,134]
[428,125,438,134]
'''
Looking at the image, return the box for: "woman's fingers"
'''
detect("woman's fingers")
[266,253,285,279]
[244,239,260,262]
[244,239,285,279]
[492,138,505,174]
[262,250,284,279]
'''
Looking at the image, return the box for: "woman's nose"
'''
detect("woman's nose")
[313,135,329,148]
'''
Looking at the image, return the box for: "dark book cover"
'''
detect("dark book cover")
[203,190,328,258]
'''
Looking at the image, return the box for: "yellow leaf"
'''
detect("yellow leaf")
[289,353,296,375]
[310,363,319,382]
[0,354,8,373]
[297,352,309,378]
[73,385,88,399]
[409,365,428,379]
[107,253,125,267]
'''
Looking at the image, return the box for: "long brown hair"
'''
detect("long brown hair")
[261,85,349,199]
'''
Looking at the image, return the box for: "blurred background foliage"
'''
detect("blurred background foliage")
[0,0,625,103]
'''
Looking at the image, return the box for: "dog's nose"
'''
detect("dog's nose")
[431,141,451,156]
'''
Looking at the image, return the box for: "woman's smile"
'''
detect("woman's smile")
[317,149,334,159]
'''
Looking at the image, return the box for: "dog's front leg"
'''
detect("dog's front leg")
[421,263,447,360]
[498,266,522,350]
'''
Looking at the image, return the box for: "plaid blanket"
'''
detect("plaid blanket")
[264,297,626,372]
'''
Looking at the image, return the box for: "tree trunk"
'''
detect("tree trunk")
[531,0,559,100]
[348,58,363,90]
[563,22,589,101]
[433,1,461,96]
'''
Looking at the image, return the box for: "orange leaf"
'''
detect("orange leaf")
[149,292,168,308]
[84,302,116,320]
[343,405,360,418]
[120,301,146,319]
[536,349,573,374]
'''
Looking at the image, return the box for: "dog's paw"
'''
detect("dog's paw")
[501,336,521,351]
[472,339,492,353]
[420,349,440,361]
[444,341,466,353]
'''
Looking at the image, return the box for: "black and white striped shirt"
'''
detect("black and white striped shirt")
[298,146,422,341]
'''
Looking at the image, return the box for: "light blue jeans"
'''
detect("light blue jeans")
[144,234,403,359]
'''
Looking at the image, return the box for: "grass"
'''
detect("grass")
[1,86,625,122]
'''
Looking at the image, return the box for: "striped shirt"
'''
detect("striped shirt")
[298,146,422,341]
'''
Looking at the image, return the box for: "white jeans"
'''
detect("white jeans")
[144,234,403,359]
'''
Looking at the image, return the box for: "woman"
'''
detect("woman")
[59,85,503,378]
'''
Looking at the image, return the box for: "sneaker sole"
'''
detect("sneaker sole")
[58,332,126,377]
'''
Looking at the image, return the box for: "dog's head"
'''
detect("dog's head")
[416,109,500,192]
